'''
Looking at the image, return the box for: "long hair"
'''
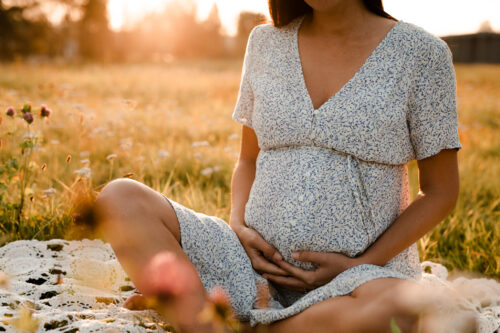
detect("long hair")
[268,0,396,27]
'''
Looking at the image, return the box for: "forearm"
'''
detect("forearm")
[355,189,458,267]
[229,159,256,232]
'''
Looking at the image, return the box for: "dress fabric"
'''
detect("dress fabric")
[161,15,462,326]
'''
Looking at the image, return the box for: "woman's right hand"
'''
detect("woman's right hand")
[232,224,289,276]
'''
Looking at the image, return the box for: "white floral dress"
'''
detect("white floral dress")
[162,15,462,326]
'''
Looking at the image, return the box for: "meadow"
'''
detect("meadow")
[0,61,498,280]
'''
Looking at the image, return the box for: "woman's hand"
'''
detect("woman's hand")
[263,251,360,292]
[232,224,289,276]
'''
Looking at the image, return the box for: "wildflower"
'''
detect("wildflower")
[50,140,60,145]
[158,150,170,158]
[74,167,91,179]
[66,154,72,163]
[22,101,32,114]
[228,134,239,140]
[199,286,238,332]
[42,188,57,197]
[23,112,34,124]
[79,151,90,157]
[192,140,210,148]
[40,104,51,117]
[201,167,214,176]
[140,251,198,300]
[12,302,39,333]
[6,106,15,117]
[80,159,90,164]
[41,163,47,171]
[106,154,117,161]
[193,152,203,160]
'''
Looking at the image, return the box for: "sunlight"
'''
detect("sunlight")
[107,0,500,36]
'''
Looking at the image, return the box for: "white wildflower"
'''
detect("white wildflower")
[158,150,170,158]
[193,152,203,160]
[41,188,57,197]
[74,167,91,178]
[106,154,117,161]
[228,134,239,140]
[50,139,60,145]
[79,151,90,157]
[201,167,214,176]
[192,140,210,148]
[80,159,90,164]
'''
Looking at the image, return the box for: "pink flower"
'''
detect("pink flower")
[5,107,15,117]
[140,251,199,299]
[23,112,34,124]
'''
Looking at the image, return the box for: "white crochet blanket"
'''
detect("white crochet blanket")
[0,239,498,332]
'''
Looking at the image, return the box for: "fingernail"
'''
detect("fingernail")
[291,252,298,259]
[273,253,282,261]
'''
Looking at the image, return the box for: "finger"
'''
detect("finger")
[292,251,324,264]
[250,251,289,276]
[262,274,312,292]
[274,259,314,282]
[249,231,283,262]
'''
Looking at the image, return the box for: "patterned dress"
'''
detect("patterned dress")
[161,15,462,326]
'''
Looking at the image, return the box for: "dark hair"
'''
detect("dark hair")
[268,0,396,27]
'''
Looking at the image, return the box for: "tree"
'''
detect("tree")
[79,0,110,60]
[478,20,494,33]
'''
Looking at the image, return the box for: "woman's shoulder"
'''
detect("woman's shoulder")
[396,20,452,60]
[247,16,303,45]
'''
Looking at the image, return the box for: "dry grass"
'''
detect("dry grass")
[0,61,498,279]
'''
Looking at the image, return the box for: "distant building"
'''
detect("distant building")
[442,32,500,63]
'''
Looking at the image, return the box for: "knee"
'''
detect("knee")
[96,178,149,215]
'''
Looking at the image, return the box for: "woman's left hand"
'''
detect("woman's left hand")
[262,251,361,292]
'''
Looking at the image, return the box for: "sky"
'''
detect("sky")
[107,0,500,37]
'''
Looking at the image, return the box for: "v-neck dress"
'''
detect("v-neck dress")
[160,15,462,326]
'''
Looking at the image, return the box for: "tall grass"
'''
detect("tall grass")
[0,61,498,279]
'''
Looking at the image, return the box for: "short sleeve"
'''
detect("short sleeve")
[232,27,258,129]
[407,41,462,160]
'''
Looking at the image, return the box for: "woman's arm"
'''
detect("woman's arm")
[355,148,459,266]
[229,125,288,276]
[265,148,459,291]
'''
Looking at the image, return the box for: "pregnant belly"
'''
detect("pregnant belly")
[244,146,374,270]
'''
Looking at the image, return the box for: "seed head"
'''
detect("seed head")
[40,105,52,117]
[23,112,34,124]
[106,153,117,161]
[22,101,32,114]
[6,107,15,117]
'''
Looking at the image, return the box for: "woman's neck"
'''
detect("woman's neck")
[304,1,376,37]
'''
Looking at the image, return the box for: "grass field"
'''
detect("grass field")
[0,61,498,279]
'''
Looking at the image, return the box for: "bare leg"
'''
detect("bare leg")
[94,178,474,333]
[95,178,213,332]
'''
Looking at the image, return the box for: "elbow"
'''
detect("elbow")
[420,178,460,218]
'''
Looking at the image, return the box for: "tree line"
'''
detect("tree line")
[0,0,267,62]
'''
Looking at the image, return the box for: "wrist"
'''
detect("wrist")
[229,219,246,235]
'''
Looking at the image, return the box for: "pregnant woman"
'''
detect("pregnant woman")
[95,0,462,332]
